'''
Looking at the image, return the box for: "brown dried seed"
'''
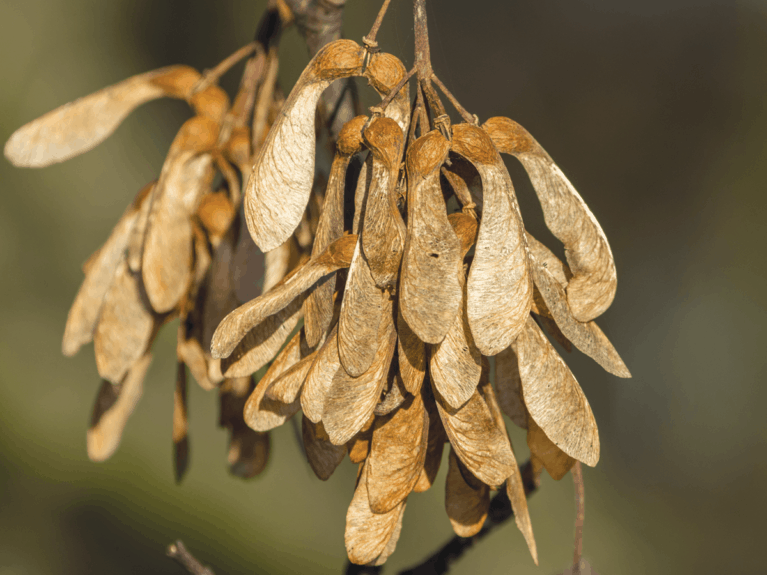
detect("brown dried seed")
[514,316,600,467]
[442,155,483,213]
[245,39,366,251]
[5,65,201,168]
[494,346,529,430]
[304,116,367,347]
[365,52,411,134]
[142,117,218,313]
[451,122,532,356]
[189,84,230,124]
[484,116,617,322]
[201,228,239,354]
[361,117,407,289]
[323,299,397,445]
[228,427,270,479]
[429,268,482,410]
[62,182,153,357]
[445,449,489,537]
[345,463,407,566]
[301,324,343,423]
[347,424,374,464]
[372,501,406,567]
[265,349,316,404]
[173,361,189,483]
[211,234,356,360]
[374,366,408,417]
[527,240,631,378]
[414,393,446,493]
[303,417,346,480]
[93,261,155,384]
[242,370,301,433]
[527,418,576,481]
[447,212,479,257]
[127,181,155,273]
[338,238,385,377]
[197,191,236,244]
[434,385,515,487]
[87,353,152,462]
[367,392,428,513]
[397,305,425,396]
[400,130,462,344]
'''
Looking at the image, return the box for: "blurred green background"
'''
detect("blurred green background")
[2,1,766,573]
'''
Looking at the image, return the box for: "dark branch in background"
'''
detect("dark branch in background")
[282,0,358,139]
[167,540,216,575]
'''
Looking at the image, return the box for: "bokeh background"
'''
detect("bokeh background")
[2,1,766,573]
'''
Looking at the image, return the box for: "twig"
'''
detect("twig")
[397,461,538,575]
[572,461,585,574]
[412,0,447,121]
[167,540,216,575]
[193,42,259,95]
[431,73,477,125]
[363,0,393,50]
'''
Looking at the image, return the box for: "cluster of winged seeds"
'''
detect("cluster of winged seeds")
[4,2,630,567]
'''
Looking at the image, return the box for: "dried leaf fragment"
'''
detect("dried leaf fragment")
[445,449,489,537]
[303,417,346,480]
[302,325,342,423]
[527,418,576,481]
[494,346,529,429]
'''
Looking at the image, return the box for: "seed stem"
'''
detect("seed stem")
[413,0,446,124]
[431,73,477,125]
[363,0,393,50]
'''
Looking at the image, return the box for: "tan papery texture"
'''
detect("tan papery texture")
[414,393,447,493]
[201,228,239,353]
[435,385,515,487]
[397,304,425,395]
[494,346,530,429]
[348,424,374,464]
[243,367,301,433]
[367,393,428,513]
[514,316,600,467]
[228,426,270,478]
[365,52,411,135]
[304,116,366,347]
[62,182,152,356]
[265,350,316,404]
[361,117,407,289]
[445,449,489,537]
[338,238,385,376]
[527,418,576,480]
[442,156,483,213]
[451,122,532,356]
[211,234,355,360]
[484,116,617,322]
[302,325,342,423]
[93,261,155,384]
[5,65,201,167]
[345,463,407,566]
[401,130,462,344]
[303,417,346,480]
[353,155,372,235]
[373,502,406,566]
[87,353,152,462]
[245,40,365,251]
[323,300,397,445]
[374,368,407,417]
[430,268,481,409]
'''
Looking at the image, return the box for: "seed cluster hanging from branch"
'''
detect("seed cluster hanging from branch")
[4,0,630,570]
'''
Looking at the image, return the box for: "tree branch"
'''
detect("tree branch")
[167,540,216,575]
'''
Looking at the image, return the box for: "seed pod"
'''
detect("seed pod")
[303,417,346,481]
[396,305,425,395]
[527,418,576,481]
[430,267,482,410]
[434,385,515,487]
[87,353,152,462]
[323,299,397,445]
[93,261,155,384]
[338,239,385,377]
[366,392,428,513]
[527,235,630,378]
[413,393,447,493]
[142,116,218,313]
[451,123,532,356]
[514,316,600,467]
[62,182,153,357]
[211,234,356,360]
[401,130,462,344]
[494,346,529,430]
[348,423,374,464]
[361,117,407,289]
[345,463,407,566]
[201,227,239,354]
[483,116,617,322]
[302,325,343,423]
[242,366,301,433]
[445,449,489,537]
[245,39,366,251]
[374,367,408,417]
[265,349,316,404]
[365,52,411,135]
[5,65,201,167]
[172,361,190,483]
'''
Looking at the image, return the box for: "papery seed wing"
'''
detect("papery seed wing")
[361,117,407,289]
[201,229,239,353]
[303,417,346,481]
[347,424,374,464]
[5,65,201,167]
[442,156,483,213]
[373,502,406,567]
[63,182,153,356]
[495,346,529,429]
[401,131,462,344]
[228,427,270,478]
[345,463,407,566]
[265,350,316,404]
[367,392,428,513]
[527,238,630,378]
[245,40,365,251]
[94,260,155,384]
[365,52,411,135]
[434,386,514,487]
[338,238,385,376]
[447,212,479,258]
[87,353,151,462]
[197,191,236,247]
[323,300,397,445]
[211,234,355,360]
[484,117,617,322]
[514,316,599,467]
[397,305,425,395]
[302,325,342,423]
[414,393,446,493]
[374,367,407,417]
[527,418,576,480]
[172,361,189,483]
[352,155,372,235]
[429,268,481,409]
[445,449,489,537]
[451,123,532,356]
[243,370,301,433]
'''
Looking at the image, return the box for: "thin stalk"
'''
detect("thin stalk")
[363,0,393,49]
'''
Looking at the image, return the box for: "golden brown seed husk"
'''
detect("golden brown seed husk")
[301,324,342,423]
[445,449,489,537]
[303,417,346,480]
[527,418,576,481]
